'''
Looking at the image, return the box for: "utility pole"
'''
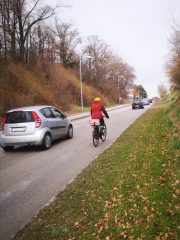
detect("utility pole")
[118,74,120,104]
[79,55,92,110]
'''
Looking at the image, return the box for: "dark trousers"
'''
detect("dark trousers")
[100,118,105,126]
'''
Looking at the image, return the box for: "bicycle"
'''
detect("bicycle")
[90,119,107,147]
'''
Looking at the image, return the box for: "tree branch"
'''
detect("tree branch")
[22,0,40,28]
[24,7,55,42]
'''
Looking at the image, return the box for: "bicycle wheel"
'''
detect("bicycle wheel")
[101,124,107,142]
[92,127,99,147]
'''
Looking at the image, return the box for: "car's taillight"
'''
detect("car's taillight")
[32,111,41,128]
[1,115,7,130]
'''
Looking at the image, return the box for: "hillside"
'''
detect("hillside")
[0,61,111,117]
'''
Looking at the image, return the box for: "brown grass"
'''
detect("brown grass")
[0,62,112,118]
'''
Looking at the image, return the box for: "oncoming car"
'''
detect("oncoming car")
[0,106,73,151]
[142,98,150,105]
[132,99,144,109]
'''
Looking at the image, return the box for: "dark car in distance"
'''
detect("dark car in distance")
[148,98,152,103]
[132,99,144,109]
[142,98,150,105]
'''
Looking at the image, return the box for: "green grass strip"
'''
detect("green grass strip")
[14,101,179,240]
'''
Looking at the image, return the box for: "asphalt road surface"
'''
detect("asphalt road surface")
[0,105,151,239]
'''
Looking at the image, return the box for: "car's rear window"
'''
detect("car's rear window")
[6,111,34,123]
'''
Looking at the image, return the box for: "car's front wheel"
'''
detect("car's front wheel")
[42,133,52,150]
[66,125,73,139]
[2,146,14,152]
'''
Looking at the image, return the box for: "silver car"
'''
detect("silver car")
[0,106,73,151]
[142,98,150,105]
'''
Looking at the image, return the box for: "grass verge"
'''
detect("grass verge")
[14,98,179,240]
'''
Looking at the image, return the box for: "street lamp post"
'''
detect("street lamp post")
[79,55,91,110]
[118,74,120,104]
[79,57,83,110]
[117,74,123,104]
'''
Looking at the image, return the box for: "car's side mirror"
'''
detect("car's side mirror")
[62,114,66,118]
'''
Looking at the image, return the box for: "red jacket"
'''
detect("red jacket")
[90,101,109,119]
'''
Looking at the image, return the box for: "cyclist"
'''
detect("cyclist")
[90,97,109,126]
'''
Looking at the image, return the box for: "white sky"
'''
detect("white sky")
[45,0,180,97]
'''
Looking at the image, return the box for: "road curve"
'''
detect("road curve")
[0,105,151,239]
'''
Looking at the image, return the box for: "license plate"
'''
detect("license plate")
[11,127,26,132]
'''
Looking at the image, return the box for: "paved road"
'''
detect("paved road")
[0,105,151,239]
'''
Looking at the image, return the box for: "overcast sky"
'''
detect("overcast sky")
[46,0,180,97]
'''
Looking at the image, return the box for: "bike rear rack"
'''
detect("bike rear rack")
[89,119,100,126]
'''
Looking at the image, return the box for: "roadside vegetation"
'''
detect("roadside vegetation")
[14,92,180,240]
[0,61,110,117]
[0,0,136,118]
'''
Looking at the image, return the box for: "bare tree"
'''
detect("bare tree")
[158,83,167,98]
[0,0,56,61]
[103,55,135,100]
[0,0,18,60]
[82,36,136,101]
[167,22,180,89]
[16,0,56,60]
[55,21,81,68]
[84,35,112,87]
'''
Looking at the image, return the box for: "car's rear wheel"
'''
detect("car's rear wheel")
[2,146,14,152]
[66,125,73,139]
[42,133,52,150]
